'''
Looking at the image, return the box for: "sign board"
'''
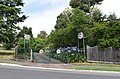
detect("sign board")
[39,49,44,54]
[56,49,61,54]
[24,34,30,40]
[78,32,83,39]
[0,44,3,47]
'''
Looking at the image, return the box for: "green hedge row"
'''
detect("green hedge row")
[45,52,86,63]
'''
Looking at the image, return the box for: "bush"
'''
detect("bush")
[15,37,31,59]
[45,51,85,63]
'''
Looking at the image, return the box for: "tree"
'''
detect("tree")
[107,13,117,26]
[70,0,103,13]
[32,38,46,52]
[15,26,33,46]
[49,8,89,48]
[92,7,106,22]
[37,30,47,39]
[0,0,27,49]
[17,26,33,38]
[54,8,72,29]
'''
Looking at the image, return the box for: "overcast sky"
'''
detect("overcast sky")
[20,0,120,37]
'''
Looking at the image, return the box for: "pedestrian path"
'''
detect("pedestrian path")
[0,58,73,69]
[34,53,62,64]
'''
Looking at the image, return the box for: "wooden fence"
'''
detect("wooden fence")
[87,46,120,63]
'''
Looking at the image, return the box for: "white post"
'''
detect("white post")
[83,36,85,59]
[30,49,33,61]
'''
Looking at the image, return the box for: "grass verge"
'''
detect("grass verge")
[0,50,14,53]
[0,50,14,59]
[72,63,120,72]
[72,63,120,67]
[74,67,120,72]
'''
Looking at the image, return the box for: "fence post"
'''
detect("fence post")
[30,49,34,62]
[109,47,114,63]
[95,46,99,61]
[86,45,90,61]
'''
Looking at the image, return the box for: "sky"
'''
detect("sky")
[20,0,120,37]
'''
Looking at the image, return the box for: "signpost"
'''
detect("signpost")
[24,34,30,40]
[78,32,84,49]
[78,32,83,39]
[24,34,32,61]
[78,32,85,59]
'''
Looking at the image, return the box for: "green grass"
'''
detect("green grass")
[0,50,14,53]
[74,67,120,72]
[72,62,120,72]
[72,63,120,67]
[0,50,14,59]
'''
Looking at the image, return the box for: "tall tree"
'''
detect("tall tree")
[49,8,89,48]
[37,30,47,39]
[17,26,33,38]
[107,13,117,26]
[55,8,72,29]
[92,7,106,22]
[70,0,103,13]
[0,0,27,49]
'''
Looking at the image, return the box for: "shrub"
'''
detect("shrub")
[45,50,85,63]
[15,37,31,59]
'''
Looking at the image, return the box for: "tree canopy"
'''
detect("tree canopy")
[70,0,103,13]
[0,0,27,49]
[47,0,120,49]
[37,30,48,39]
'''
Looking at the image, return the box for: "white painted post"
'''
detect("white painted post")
[30,49,33,61]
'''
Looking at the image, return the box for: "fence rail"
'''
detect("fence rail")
[87,46,120,63]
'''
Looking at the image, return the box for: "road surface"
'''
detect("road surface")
[34,53,62,64]
[0,65,120,79]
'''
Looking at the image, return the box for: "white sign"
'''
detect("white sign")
[24,34,30,40]
[0,44,3,46]
[56,49,61,54]
[78,32,83,39]
[39,49,44,54]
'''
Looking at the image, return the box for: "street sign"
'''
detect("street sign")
[39,49,44,54]
[78,32,83,39]
[24,34,30,40]
[56,49,61,54]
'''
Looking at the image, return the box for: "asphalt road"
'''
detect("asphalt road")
[34,53,62,64]
[0,65,120,79]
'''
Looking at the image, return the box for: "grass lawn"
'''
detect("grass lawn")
[72,63,120,72]
[0,50,14,53]
[74,67,120,72]
[72,63,120,67]
[0,50,14,59]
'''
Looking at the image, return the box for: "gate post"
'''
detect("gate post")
[30,49,34,62]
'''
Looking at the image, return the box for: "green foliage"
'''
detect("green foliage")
[49,8,89,48]
[92,8,106,22]
[16,26,33,46]
[17,26,33,38]
[46,51,85,63]
[54,8,72,29]
[15,37,31,59]
[56,52,85,63]
[33,38,46,52]
[70,0,103,13]
[0,0,27,49]
[46,0,120,63]
[37,30,47,39]
[88,19,120,48]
